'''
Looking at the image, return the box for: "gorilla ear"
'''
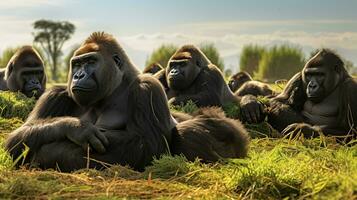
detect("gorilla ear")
[113,54,122,69]
[334,65,341,73]
[196,60,201,68]
[7,62,13,74]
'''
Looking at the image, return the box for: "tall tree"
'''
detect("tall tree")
[33,19,75,81]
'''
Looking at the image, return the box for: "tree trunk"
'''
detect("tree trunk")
[51,55,58,82]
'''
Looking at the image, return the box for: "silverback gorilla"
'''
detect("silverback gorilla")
[268,49,357,139]
[228,71,274,97]
[5,32,250,172]
[0,46,46,98]
[155,45,265,123]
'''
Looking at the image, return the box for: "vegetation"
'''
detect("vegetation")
[239,44,266,76]
[0,125,355,199]
[256,44,305,82]
[200,43,225,71]
[0,47,18,68]
[145,44,178,68]
[145,43,225,72]
[0,90,355,199]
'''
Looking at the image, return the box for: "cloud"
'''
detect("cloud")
[1,19,357,72]
[119,29,357,72]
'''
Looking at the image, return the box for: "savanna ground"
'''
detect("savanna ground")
[0,85,356,200]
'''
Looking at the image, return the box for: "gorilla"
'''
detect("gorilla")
[268,49,357,139]
[228,71,252,92]
[143,63,163,74]
[228,71,274,97]
[155,45,265,123]
[0,46,46,98]
[5,32,250,172]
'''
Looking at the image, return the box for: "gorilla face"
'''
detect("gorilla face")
[21,69,45,98]
[69,50,123,107]
[166,59,200,91]
[70,52,100,106]
[303,65,340,103]
[6,48,46,99]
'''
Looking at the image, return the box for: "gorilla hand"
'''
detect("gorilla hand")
[240,95,265,123]
[66,122,109,153]
[282,123,322,138]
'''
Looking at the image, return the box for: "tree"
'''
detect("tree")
[145,44,178,68]
[199,43,225,71]
[256,44,305,82]
[33,19,75,81]
[239,44,266,76]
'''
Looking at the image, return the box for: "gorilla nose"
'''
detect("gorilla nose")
[307,81,318,93]
[30,79,40,85]
[169,69,179,76]
[74,72,86,80]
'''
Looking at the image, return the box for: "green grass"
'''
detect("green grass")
[0,91,36,120]
[0,91,356,199]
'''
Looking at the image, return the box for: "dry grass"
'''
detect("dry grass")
[0,91,356,199]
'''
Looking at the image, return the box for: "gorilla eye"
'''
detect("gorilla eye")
[88,59,96,64]
[113,54,122,68]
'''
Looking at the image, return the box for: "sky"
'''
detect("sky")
[0,0,356,72]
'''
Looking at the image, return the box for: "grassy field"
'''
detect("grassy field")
[0,92,356,199]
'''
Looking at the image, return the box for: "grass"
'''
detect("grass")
[0,91,356,199]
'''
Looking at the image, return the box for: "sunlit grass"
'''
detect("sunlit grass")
[0,90,356,199]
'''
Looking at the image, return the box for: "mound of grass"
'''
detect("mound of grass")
[0,91,36,120]
[0,137,355,199]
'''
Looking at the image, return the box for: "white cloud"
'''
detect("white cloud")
[119,29,357,72]
[1,19,357,72]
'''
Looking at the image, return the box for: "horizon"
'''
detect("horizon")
[0,0,356,72]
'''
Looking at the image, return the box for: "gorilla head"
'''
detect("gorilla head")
[166,45,209,91]
[68,32,138,106]
[5,46,46,98]
[302,49,349,103]
[143,63,163,74]
[228,71,253,92]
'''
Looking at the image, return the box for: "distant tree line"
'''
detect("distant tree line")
[0,19,355,83]
[239,44,356,82]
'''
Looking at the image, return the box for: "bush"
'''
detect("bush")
[0,47,18,68]
[145,44,178,68]
[239,44,266,76]
[200,43,225,71]
[257,44,305,82]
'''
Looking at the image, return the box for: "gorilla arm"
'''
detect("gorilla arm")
[27,76,173,171]
[168,69,222,107]
[268,73,306,132]
[5,87,108,163]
